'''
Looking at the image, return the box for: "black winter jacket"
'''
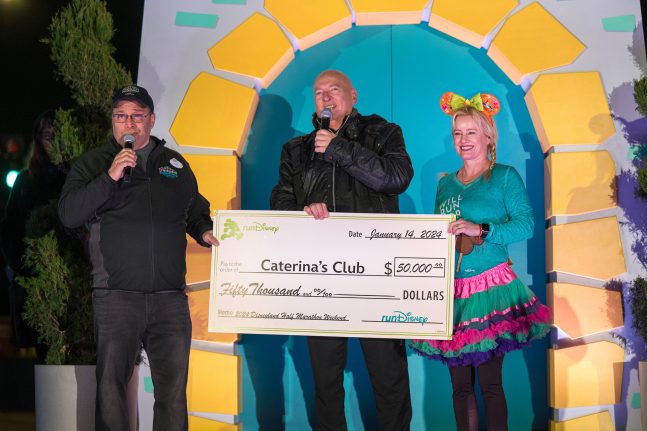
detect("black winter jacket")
[270,110,413,213]
[58,136,212,292]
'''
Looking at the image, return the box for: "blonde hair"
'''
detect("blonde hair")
[452,106,498,179]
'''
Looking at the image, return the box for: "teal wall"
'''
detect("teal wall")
[240,24,548,431]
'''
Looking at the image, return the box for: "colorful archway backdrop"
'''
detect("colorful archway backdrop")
[240,25,549,431]
[137,1,646,430]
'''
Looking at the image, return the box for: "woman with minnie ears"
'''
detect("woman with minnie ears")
[408,93,551,431]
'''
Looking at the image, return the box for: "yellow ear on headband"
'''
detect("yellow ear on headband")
[440,92,501,122]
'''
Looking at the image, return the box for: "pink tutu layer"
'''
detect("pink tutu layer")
[414,302,552,353]
[455,262,516,299]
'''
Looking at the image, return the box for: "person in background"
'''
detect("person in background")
[0,110,65,360]
[58,85,218,431]
[270,70,414,431]
[409,92,551,431]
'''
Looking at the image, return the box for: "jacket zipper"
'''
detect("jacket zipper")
[147,153,155,291]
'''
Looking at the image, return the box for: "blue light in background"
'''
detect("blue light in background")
[5,170,19,188]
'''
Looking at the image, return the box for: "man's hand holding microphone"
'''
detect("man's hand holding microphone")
[108,134,136,182]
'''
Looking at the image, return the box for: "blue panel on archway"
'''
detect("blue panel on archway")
[241,23,547,431]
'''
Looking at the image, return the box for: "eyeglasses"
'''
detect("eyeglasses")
[112,113,149,123]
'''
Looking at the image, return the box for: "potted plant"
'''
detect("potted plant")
[16,0,134,429]
[632,76,647,197]
[632,77,647,430]
[628,276,647,430]
[630,277,647,343]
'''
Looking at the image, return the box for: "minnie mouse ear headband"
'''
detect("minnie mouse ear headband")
[439,92,500,125]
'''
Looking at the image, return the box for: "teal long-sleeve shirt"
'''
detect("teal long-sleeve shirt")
[435,163,534,278]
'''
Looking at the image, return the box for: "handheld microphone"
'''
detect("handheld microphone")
[312,108,333,161]
[320,108,332,130]
[123,134,135,183]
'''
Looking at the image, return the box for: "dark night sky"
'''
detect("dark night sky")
[0,0,145,141]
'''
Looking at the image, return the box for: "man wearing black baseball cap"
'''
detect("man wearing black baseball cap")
[112,84,155,113]
[59,84,218,430]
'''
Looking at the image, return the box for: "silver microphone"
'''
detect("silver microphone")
[123,134,135,183]
[320,108,332,130]
[312,108,333,161]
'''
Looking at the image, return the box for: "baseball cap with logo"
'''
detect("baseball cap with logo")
[112,85,154,112]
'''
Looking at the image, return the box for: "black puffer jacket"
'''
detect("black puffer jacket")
[58,136,212,292]
[270,110,413,213]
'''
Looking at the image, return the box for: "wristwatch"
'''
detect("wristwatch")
[480,223,490,240]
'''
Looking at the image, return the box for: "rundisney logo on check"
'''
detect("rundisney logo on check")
[208,210,456,340]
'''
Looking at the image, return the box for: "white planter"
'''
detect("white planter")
[641,361,647,431]
[35,364,138,431]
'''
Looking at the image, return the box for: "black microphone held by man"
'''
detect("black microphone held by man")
[311,108,333,161]
[123,133,135,182]
[320,107,332,130]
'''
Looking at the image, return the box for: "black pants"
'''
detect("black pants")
[448,355,507,431]
[307,336,412,431]
[92,290,192,431]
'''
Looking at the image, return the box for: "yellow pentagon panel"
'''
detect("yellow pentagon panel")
[184,154,240,285]
[526,72,616,153]
[544,151,616,219]
[546,217,626,281]
[547,283,623,339]
[429,0,517,48]
[189,415,240,431]
[265,0,351,51]
[488,3,585,84]
[188,289,239,345]
[349,0,428,25]
[208,12,294,88]
[171,73,258,154]
[186,154,241,213]
[549,411,614,431]
[549,342,624,408]
[187,349,241,414]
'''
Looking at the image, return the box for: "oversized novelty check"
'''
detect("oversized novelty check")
[208,210,455,339]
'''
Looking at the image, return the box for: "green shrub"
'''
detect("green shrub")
[18,204,94,365]
[629,276,647,344]
[638,163,647,197]
[634,76,647,117]
[19,0,130,365]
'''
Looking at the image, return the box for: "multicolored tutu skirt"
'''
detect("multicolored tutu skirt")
[408,262,551,367]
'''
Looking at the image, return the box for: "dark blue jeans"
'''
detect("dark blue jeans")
[92,289,192,431]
